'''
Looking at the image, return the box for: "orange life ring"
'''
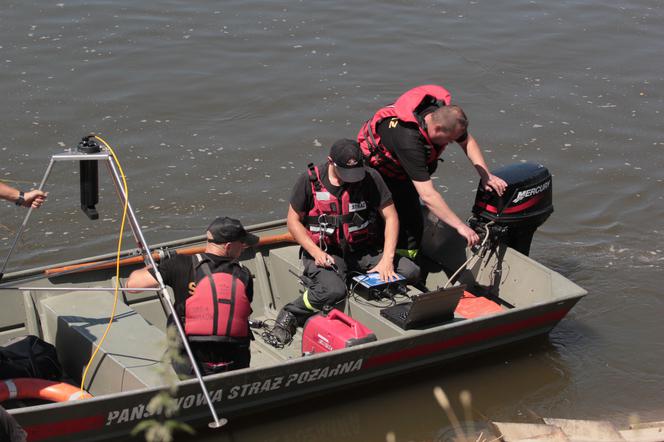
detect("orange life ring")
[0,378,92,403]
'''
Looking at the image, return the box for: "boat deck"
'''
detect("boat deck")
[0,221,585,397]
[0,240,508,393]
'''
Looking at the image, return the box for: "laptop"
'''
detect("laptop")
[380,285,466,330]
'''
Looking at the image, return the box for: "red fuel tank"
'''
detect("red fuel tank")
[302,309,376,355]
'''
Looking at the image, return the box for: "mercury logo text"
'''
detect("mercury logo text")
[512,180,550,204]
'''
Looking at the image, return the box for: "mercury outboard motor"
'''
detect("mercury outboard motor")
[470,162,553,255]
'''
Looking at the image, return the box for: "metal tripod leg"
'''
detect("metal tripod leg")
[104,155,226,428]
[1,148,226,428]
[0,157,56,281]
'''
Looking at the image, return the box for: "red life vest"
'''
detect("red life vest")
[304,164,376,249]
[184,255,252,342]
[357,85,452,180]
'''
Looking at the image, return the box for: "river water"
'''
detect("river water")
[1,1,662,440]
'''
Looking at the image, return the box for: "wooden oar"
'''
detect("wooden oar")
[44,232,295,276]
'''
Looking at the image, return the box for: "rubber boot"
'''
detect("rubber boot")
[271,309,297,346]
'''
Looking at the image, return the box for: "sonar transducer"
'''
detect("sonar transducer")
[78,135,101,220]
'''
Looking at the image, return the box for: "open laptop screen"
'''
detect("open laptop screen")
[380,285,466,330]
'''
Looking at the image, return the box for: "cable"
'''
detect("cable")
[79,135,129,397]
[442,221,494,289]
[346,270,404,308]
[255,318,295,349]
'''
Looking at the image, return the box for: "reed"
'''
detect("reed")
[386,387,500,442]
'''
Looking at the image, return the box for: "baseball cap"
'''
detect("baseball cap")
[329,139,366,183]
[207,217,259,245]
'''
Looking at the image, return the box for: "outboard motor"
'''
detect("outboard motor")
[470,162,553,255]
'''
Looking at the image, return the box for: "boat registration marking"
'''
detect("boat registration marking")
[104,358,364,426]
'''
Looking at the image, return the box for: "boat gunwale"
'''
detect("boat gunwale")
[0,219,287,282]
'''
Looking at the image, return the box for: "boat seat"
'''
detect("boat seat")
[0,288,30,345]
[266,245,304,310]
[39,291,175,396]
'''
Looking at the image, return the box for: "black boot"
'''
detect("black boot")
[271,309,297,346]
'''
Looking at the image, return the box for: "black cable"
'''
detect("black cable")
[252,318,293,349]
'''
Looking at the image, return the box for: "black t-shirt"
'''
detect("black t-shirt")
[289,163,392,214]
[152,253,253,319]
[375,109,468,182]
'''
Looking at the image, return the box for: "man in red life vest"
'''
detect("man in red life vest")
[127,217,258,377]
[271,139,420,345]
[357,85,508,258]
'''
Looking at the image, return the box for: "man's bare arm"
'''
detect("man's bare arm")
[458,134,507,195]
[126,267,159,293]
[286,204,334,267]
[367,202,399,281]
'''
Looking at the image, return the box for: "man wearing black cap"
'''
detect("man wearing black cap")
[127,217,258,377]
[357,85,507,258]
[271,139,420,344]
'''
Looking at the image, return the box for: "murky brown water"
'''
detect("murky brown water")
[1,1,663,440]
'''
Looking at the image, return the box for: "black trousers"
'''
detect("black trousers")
[283,248,420,325]
[382,176,424,252]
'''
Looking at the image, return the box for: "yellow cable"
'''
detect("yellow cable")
[79,135,129,396]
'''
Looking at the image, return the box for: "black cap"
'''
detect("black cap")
[329,139,366,183]
[207,217,259,246]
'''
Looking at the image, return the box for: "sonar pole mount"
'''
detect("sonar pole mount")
[0,135,227,428]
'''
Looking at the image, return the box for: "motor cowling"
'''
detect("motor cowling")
[470,162,553,255]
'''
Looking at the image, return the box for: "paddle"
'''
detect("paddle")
[44,232,295,276]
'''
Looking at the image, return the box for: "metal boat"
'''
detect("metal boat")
[0,143,586,441]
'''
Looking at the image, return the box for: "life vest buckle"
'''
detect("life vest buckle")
[317,214,331,252]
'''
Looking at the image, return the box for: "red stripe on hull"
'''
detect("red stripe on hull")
[24,414,105,441]
[364,308,569,369]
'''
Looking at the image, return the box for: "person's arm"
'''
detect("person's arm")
[367,202,399,281]
[0,182,47,208]
[412,179,479,246]
[126,266,159,293]
[286,204,334,268]
[244,270,254,303]
[0,183,18,202]
[458,134,507,196]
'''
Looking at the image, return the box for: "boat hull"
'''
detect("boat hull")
[2,220,586,440]
[12,298,580,441]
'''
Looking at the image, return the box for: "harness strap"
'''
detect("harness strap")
[196,254,220,336]
[304,212,366,226]
[307,163,322,191]
[225,266,240,337]
[306,164,336,251]
[365,121,396,166]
